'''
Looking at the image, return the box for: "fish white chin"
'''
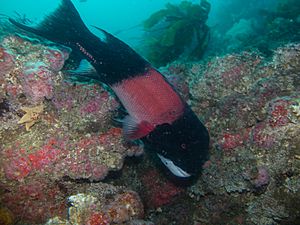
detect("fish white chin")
[157,153,191,178]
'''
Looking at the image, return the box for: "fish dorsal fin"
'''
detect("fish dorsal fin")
[66,59,99,82]
[91,25,109,43]
[123,115,154,140]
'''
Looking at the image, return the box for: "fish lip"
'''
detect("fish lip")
[157,153,191,178]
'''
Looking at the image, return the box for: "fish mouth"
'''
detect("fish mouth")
[157,153,191,178]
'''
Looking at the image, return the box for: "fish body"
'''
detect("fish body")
[112,68,184,140]
[10,0,209,178]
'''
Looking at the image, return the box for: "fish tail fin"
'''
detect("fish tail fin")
[10,0,150,85]
[9,0,89,45]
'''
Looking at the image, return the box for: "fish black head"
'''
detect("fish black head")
[142,106,210,179]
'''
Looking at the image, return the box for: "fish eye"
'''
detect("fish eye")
[181,143,187,149]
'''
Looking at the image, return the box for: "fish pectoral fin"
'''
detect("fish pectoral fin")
[123,116,154,140]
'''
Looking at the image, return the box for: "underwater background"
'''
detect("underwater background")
[0,0,300,224]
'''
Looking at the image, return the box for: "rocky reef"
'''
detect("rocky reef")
[163,44,300,224]
[45,184,145,225]
[0,15,300,225]
[0,19,144,224]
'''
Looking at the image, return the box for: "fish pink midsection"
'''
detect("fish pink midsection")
[112,68,184,126]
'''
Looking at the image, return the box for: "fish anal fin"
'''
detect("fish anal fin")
[66,59,100,83]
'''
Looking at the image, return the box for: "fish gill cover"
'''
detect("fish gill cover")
[0,0,300,225]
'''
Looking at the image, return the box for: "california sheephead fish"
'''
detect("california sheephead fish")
[9,0,209,179]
